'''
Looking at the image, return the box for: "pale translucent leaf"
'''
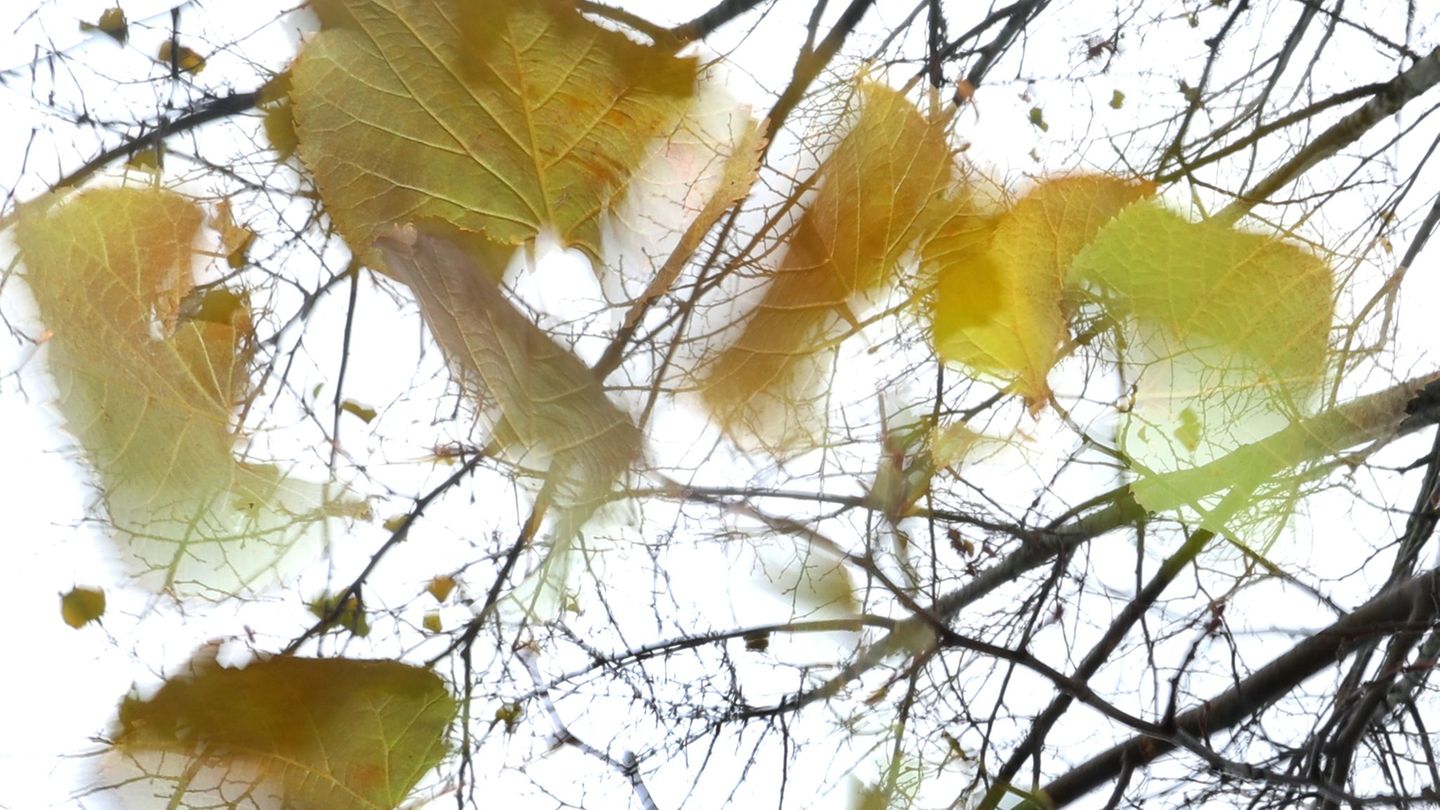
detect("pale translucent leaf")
[1070,200,1334,527]
[618,109,767,330]
[17,188,359,595]
[376,226,641,609]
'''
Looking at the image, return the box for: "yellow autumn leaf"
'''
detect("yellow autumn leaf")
[111,655,455,810]
[1069,200,1334,526]
[81,7,127,44]
[60,586,106,629]
[427,575,456,603]
[17,188,360,595]
[290,0,698,259]
[930,174,1153,406]
[157,40,205,73]
[701,83,953,446]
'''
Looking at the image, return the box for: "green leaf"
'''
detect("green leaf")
[60,586,106,628]
[290,0,698,260]
[17,188,361,595]
[340,399,377,423]
[700,82,953,445]
[309,591,371,638]
[1070,200,1334,525]
[112,655,455,810]
[259,71,298,160]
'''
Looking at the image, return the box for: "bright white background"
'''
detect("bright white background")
[2,1,1437,808]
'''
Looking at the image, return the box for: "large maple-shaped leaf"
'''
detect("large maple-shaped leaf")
[700,83,953,445]
[17,188,358,595]
[1070,200,1334,525]
[930,175,1153,406]
[290,0,697,259]
[111,655,455,810]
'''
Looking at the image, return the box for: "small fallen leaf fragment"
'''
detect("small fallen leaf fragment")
[125,147,160,172]
[494,701,523,733]
[1028,106,1049,131]
[211,200,256,268]
[1175,406,1202,452]
[81,7,127,44]
[422,610,442,633]
[157,40,205,73]
[1110,89,1126,109]
[340,399,377,423]
[259,71,297,159]
[61,586,106,628]
[308,591,370,638]
[427,575,456,603]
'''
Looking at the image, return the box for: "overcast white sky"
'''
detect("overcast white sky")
[1,1,1437,809]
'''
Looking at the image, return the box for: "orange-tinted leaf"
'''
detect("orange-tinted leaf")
[210,199,255,268]
[60,586,106,628]
[701,83,952,445]
[931,175,1153,405]
[112,656,454,810]
[291,0,698,259]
